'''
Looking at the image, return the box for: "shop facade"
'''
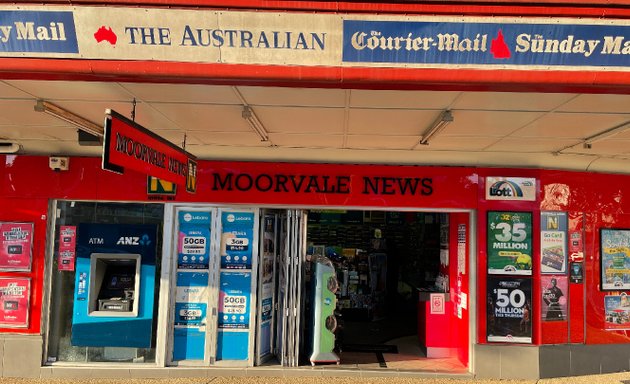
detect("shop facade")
[2,157,630,378]
[1,0,630,380]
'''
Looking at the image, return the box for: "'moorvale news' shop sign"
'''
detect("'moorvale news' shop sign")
[0,7,628,70]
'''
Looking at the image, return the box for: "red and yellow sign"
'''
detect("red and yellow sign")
[102,109,197,193]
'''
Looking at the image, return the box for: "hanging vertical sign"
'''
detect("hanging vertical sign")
[487,212,532,275]
[540,212,568,274]
[177,211,211,270]
[0,277,30,328]
[0,222,33,271]
[487,277,532,343]
[220,212,254,269]
[57,225,76,271]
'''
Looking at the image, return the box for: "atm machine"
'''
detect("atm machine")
[71,223,158,351]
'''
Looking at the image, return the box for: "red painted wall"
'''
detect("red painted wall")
[3,155,630,349]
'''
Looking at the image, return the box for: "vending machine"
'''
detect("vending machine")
[71,223,158,349]
[309,255,340,365]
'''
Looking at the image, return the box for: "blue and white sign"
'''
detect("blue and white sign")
[178,211,211,270]
[175,271,208,302]
[218,271,251,329]
[220,212,254,270]
[343,20,630,68]
[173,271,209,361]
[175,302,207,326]
[0,11,78,53]
[173,327,205,361]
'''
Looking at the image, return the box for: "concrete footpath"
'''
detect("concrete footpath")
[2,374,630,384]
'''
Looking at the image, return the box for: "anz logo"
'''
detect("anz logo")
[116,234,152,246]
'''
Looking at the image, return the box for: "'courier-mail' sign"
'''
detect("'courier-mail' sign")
[103,109,197,193]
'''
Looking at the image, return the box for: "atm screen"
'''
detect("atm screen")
[92,256,139,313]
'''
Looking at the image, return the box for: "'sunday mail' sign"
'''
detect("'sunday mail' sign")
[343,20,630,67]
[0,6,628,70]
[0,10,78,53]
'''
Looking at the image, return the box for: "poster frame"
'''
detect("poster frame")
[486,276,532,344]
[540,211,568,275]
[600,228,630,291]
[0,222,34,272]
[487,211,533,276]
[0,277,31,328]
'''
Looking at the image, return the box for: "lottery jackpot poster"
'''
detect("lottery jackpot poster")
[487,212,532,275]
[487,277,532,343]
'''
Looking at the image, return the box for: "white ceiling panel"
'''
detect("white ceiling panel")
[485,137,580,153]
[558,94,630,114]
[564,139,630,156]
[0,100,65,126]
[256,106,345,134]
[453,92,577,112]
[192,132,270,147]
[0,125,67,140]
[0,82,34,99]
[442,110,542,136]
[268,133,343,148]
[611,125,630,140]
[417,136,500,151]
[239,86,347,107]
[122,83,241,104]
[349,89,459,109]
[346,135,420,150]
[512,113,630,139]
[156,104,251,132]
[348,109,437,135]
[8,139,101,156]
[153,130,202,146]
[1,79,630,174]
[6,80,133,101]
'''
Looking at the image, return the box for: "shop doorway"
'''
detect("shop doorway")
[297,209,471,372]
[255,209,307,367]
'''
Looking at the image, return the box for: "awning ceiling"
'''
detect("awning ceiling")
[1,79,629,174]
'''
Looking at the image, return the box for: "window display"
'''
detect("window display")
[45,202,163,364]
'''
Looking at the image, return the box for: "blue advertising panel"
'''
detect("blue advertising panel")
[343,20,630,68]
[173,327,206,361]
[71,223,157,348]
[217,330,249,361]
[218,271,251,329]
[220,212,254,269]
[177,211,211,270]
[0,11,78,53]
[173,270,208,361]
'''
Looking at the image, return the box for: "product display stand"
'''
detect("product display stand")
[309,256,340,365]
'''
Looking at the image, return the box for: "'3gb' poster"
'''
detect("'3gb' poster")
[487,277,532,343]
